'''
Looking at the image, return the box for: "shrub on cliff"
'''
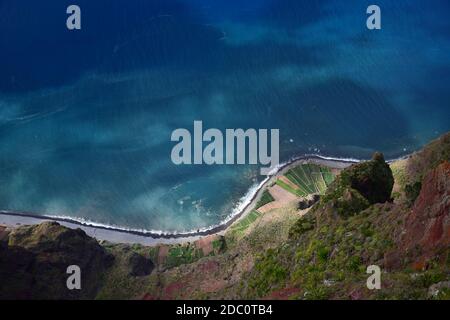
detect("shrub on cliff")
[288,213,316,239]
[405,181,422,205]
[331,187,371,217]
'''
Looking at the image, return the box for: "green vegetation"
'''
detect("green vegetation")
[212,237,226,252]
[147,246,159,264]
[248,248,288,297]
[285,170,311,194]
[96,244,158,299]
[244,201,406,299]
[255,189,275,209]
[320,167,335,185]
[165,243,204,269]
[390,160,407,190]
[405,181,422,205]
[288,213,316,239]
[317,246,331,263]
[228,210,262,237]
[279,163,336,197]
[333,187,371,217]
[241,139,450,300]
[289,166,314,193]
[276,179,304,196]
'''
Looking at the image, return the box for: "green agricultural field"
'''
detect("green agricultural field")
[255,189,275,209]
[229,210,262,236]
[276,179,304,197]
[320,167,335,186]
[285,172,309,195]
[278,163,336,197]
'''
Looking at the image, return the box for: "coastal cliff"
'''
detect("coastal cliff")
[0,221,114,299]
[0,133,448,300]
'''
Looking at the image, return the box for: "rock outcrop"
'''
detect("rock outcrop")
[322,152,394,217]
[0,222,114,299]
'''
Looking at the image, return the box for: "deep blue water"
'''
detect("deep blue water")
[0,0,449,232]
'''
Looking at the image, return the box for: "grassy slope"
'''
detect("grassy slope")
[241,134,449,300]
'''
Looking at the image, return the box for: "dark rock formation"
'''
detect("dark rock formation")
[344,152,394,204]
[0,225,10,244]
[0,222,114,299]
[322,152,394,217]
[298,194,320,210]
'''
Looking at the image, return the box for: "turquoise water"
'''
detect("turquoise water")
[0,1,449,232]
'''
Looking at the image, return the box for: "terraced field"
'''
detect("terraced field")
[246,163,337,219]
[278,163,336,197]
[229,210,262,236]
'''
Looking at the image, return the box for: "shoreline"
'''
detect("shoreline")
[0,154,360,245]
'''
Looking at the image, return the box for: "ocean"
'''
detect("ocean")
[0,0,449,233]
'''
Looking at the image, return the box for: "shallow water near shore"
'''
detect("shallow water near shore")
[0,1,449,232]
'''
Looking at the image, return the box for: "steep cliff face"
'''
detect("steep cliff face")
[0,222,114,299]
[406,133,450,184]
[400,161,449,268]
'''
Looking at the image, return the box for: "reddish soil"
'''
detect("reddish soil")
[264,287,301,300]
[158,245,170,265]
[400,161,450,267]
[163,280,187,299]
[195,235,217,256]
